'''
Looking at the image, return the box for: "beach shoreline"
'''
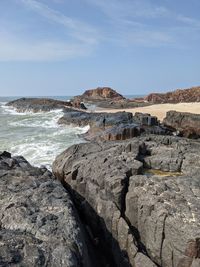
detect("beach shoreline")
[95,102,200,121]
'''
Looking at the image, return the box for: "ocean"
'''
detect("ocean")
[0,95,143,169]
[0,96,89,169]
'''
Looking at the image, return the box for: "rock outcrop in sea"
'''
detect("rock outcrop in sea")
[53,135,200,267]
[73,87,150,109]
[74,87,125,101]
[6,97,86,112]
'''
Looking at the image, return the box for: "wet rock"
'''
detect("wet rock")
[6,97,87,112]
[59,110,169,141]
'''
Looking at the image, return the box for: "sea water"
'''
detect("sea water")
[0,96,89,169]
[0,95,143,168]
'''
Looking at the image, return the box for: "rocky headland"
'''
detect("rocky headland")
[72,86,200,109]
[144,86,200,104]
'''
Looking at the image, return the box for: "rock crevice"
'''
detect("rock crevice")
[53,135,200,267]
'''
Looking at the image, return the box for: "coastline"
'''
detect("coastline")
[95,102,200,121]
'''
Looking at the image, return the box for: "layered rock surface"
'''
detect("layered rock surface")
[53,135,200,267]
[82,87,125,100]
[0,151,97,267]
[145,86,200,104]
[163,110,200,138]
[59,109,168,141]
[74,87,125,101]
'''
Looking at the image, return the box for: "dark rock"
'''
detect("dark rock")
[6,97,87,113]
[163,110,200,138]
[59,110,140,141]
[0,153,98,267]
[53,135,200,267]
[59,109,169,141]
[134,112,159,126]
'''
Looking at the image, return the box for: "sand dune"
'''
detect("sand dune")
[96,102,200,121]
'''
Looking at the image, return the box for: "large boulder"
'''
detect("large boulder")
[163,110,200,138]
[53,135,200,267]
[0,151,97,267]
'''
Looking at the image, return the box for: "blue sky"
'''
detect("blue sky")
[0,0,200,96]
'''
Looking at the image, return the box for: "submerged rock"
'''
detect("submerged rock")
[53,135,200,267]
[0,151,96,267]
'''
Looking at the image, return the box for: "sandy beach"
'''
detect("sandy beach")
[96,102,200,121]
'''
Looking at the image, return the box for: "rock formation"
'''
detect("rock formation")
[58,109,169,141]
[6,97,86,112]
[53,135,200,267]
[145,86,200,104]
[163,110,200,138]
[74,87,125,101]
[0,151,103,267]
[73,87,150,109]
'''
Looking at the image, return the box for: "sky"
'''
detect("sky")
[0,0,200,96]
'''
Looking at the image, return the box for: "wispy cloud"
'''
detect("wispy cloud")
[85,0,174,46]
[19,0,98,44]
[0,0,199,61]
[0,0,99,61]
[0,30,92,61]
[86,0,170,20]
[86,0,200,47]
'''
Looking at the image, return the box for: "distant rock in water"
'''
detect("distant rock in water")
[144,86,200,104]
[53,135,200,267]
[163,110,200,138]
[0,151,99,267]
[73,87,151,109]
[6,97,87,112]
[75,87,125,101]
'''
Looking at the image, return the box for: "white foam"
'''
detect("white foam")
[0,104,88,169]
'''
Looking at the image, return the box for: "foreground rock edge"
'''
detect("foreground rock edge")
[0,151,109,267]
[53,135,200,267]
